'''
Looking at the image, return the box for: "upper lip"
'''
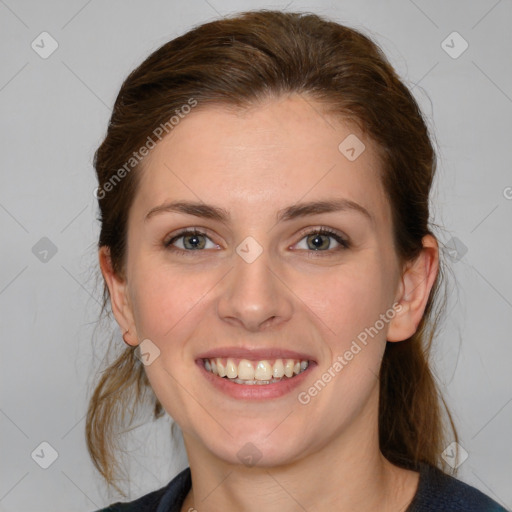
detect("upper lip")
[197,347,316,362]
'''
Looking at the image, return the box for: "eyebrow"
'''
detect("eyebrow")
[145,198,373,224]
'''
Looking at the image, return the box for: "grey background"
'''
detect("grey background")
[1,0,511,510]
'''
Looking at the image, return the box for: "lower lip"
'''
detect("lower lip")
[197,360,316,400]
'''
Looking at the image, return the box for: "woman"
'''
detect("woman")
[87,10,507,512]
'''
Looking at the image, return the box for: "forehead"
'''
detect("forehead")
[134,95,391,226]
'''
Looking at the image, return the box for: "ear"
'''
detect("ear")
[98,246,138,346]
[387,235,439,342]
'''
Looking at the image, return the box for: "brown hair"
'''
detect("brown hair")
[87,9,458,496]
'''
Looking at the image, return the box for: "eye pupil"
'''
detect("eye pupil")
[184,234,205,250]
[307,234,329,250]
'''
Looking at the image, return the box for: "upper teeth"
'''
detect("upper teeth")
[204,358,309,381]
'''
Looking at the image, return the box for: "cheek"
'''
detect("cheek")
[129,260,213,342]
[300,262,390,345]
[127,262,214,426]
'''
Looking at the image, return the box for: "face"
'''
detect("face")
[107,95,412,467]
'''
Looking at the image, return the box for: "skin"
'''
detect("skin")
[100,94,439,511]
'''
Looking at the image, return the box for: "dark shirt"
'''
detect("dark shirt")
[94,463,509,511]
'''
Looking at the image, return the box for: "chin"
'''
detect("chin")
[197,424,309,469]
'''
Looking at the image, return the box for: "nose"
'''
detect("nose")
[216,247,293,332]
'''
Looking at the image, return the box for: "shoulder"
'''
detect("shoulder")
[408,462,509,512]
[92,467,191,512]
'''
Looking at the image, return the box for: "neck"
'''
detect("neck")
[180,389,419,512]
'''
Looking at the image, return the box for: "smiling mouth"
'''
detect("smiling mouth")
[202,357,309,385]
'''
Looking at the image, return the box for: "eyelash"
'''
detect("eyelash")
[163,227,350,257]
[299,227,351,256]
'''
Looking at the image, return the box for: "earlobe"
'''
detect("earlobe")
[387,235,439,342]
[98,246,138,346]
